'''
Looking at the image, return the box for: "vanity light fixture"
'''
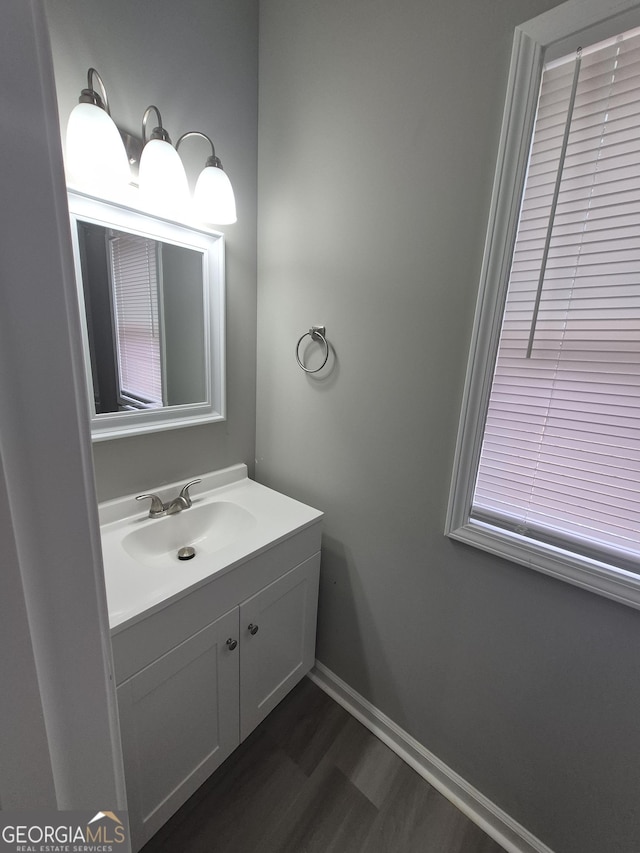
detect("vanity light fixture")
[176,131,237,225]
[138,105,190,216]
[65,71,237,225]
[65,68,131,193]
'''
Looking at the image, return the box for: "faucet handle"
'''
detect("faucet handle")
[179,479,202,508]
[136,493,165,517]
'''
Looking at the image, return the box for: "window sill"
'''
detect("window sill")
[447,520,640,611]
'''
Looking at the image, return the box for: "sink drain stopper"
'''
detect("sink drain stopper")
[177,546,196,561]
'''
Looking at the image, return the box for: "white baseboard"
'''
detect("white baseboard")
[309,661,555,853]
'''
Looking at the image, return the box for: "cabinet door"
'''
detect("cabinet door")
[239,553,320,741]
[118,607,239,851]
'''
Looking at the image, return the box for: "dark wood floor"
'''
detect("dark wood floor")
[141,677,507,853]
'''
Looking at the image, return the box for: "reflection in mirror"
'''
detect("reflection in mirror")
[77,223,206,412]
[68,192,225,441]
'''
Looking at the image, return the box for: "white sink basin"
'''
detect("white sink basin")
[99,464,323,631]
[122,501,256,568]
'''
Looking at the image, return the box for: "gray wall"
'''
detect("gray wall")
[256,2,640,852]
[45,0,258,501]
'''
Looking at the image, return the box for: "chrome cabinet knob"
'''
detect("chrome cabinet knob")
[248,623,259,635]
[226,638,238,651]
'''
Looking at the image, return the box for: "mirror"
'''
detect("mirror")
[68,191,225,440]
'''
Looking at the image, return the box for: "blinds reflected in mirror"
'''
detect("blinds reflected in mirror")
[108,231,165,409]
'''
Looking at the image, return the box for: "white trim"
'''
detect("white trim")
[522,0,640,45]
[0,0,126,808]
[445,0,640,609]
[445,23,543,537]
[450,523,640,611]
[309,662,556,853]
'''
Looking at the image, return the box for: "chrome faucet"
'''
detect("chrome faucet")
[136,479,201,518]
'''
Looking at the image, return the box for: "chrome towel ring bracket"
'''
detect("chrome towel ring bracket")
[296,325,329,373]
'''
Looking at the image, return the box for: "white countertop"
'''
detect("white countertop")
[99,464,323,631]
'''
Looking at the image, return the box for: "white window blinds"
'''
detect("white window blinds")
[109,231,164,408]
[472,26,640,570]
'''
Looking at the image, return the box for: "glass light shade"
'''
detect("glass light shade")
[65,102,131,193]
[193,165,237,224]
[139,139,190,217]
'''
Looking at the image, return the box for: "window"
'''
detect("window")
[446,0,640,610]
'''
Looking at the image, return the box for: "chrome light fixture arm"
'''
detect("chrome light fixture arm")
[176,131,223,169]
[78,67,112,114]
[142,104,172,144]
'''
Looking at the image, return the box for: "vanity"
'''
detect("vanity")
[99,464,322,851]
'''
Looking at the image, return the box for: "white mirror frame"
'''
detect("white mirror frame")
[68,190,226,441]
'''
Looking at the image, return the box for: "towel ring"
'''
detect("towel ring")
[296,325,329,373]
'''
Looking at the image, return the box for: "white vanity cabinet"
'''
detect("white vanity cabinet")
[239,554,319,740]
[116,607,240,849]
[110,524,321,853]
